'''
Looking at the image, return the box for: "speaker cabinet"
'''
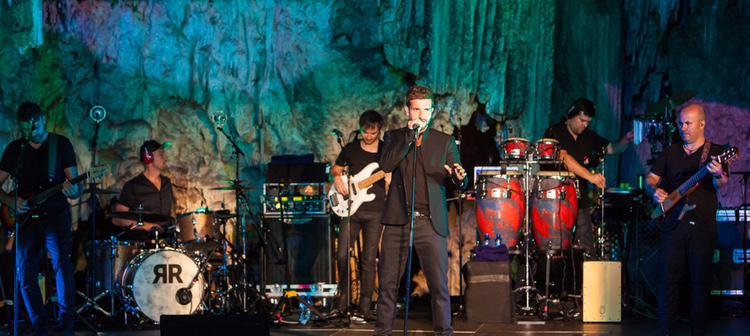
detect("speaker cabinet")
[160,314,269,335]
[262,216,333,284]
[583,261,621,322]
[463,260,513,323]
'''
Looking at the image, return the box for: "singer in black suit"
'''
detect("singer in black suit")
[375,86,466,336]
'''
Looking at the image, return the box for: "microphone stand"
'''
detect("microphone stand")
[452,124,466,318]
[333,132,354,325]
[402,127,419,336]
[12,143,25,336]
[216,125,251,311]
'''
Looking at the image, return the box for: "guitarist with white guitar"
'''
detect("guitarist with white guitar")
[0,102,82,335]
[646,104,732,336]
[329,110,390,322]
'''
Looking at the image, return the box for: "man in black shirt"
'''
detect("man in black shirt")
[0,102,81,335]
[375,86,466,336]
[112,140,175,240]
[330,110,388,320]
[543,98,633,253]
[646,104,728,336]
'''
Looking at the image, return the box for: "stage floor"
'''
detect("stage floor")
[4,312,744,336]
[2,299,748,335]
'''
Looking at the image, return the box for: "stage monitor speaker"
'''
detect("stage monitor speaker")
[583,261,621,322]
[262,216,333,284]
[160,314,269,335]
[463,260,513,323]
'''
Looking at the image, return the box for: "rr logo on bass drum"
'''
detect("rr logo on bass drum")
[152,264,183,284]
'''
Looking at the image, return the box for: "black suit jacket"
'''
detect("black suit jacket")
[379,127,466,237]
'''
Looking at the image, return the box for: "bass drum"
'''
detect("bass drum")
[121,249,204,321]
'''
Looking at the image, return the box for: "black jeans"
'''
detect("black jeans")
[336,211,382,314]
[658,219,715,336]
[375,217,452,336]
[17,208,75,331]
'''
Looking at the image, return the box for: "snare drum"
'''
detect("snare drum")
[534,138,560,161]
[475,173,525,247]
[121,249,205,321]
[500,138,529,160]
[531,172,578,250]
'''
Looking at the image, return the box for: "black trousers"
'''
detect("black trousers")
[335,210,383,313]
[574,206,595,253]
[375,216,452,336]
[658,219,715,336]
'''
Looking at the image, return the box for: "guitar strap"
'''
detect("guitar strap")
[699,140,711,166]
[678,140,712,221]
[47,133,59,183]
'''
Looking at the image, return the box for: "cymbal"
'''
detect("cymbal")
[111,211,174,223]
[211,209,238,219]
[605,187,642,195]
[83,187,119,195]
[647,91,696,115]
[210,180,258,191]
[209,185,257,191]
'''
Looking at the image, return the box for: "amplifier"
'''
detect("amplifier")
[463,260,513,323]
[263,183,327,217]
[261,216,333,284]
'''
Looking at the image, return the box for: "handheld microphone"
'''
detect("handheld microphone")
[411,123,421,132]
[331,129,344,138]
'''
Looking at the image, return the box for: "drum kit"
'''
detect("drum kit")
[79,185,256,325]
[470,137,584,317]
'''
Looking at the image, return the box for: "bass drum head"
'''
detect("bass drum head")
[122,249,204,321]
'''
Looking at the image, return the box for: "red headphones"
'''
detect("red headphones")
[142,147,154,164]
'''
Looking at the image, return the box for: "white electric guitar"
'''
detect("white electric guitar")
[328,162,386,217]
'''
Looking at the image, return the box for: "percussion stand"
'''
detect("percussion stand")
[597,148,607,260]
[520,159,537,314]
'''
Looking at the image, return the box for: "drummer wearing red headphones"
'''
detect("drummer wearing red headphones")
[543,98,633,254]
[112,140,175,238]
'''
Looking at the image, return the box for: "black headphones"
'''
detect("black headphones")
[565,103,579,120]
[565,98,595,120]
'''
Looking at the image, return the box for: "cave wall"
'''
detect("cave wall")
[0,0,559,213]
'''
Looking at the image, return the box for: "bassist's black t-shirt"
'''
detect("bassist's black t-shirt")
[334,141,385,213]
[650,142,727,231]
[0,134,78,213]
